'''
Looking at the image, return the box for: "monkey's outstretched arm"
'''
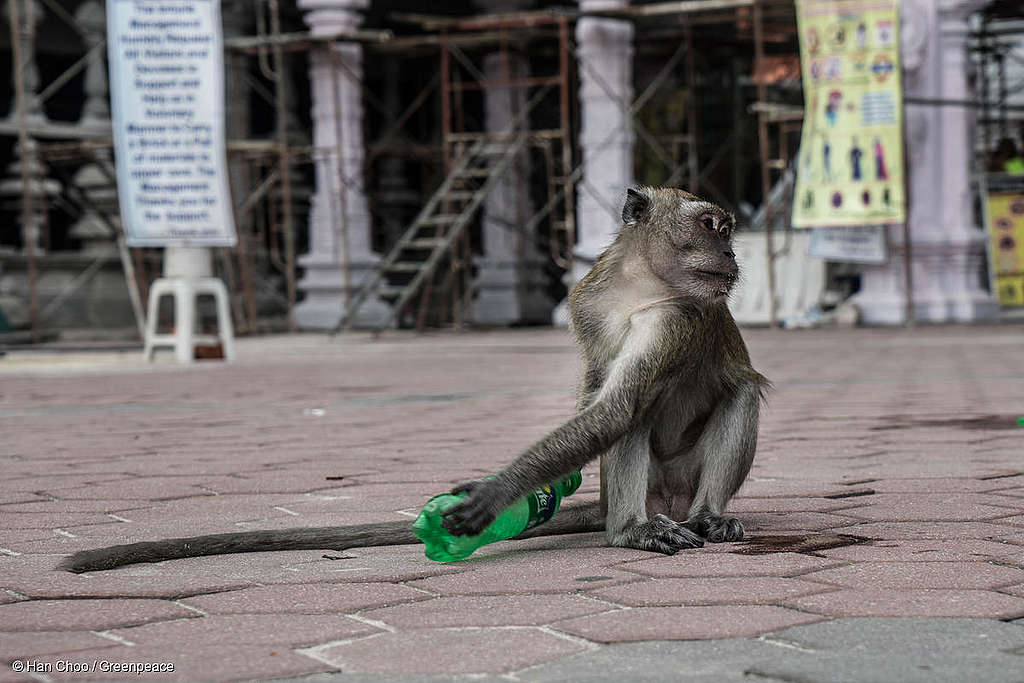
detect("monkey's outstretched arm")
[443,318,676,537]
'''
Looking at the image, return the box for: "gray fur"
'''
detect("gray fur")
[60,186,767,573]
[443,186,769,552]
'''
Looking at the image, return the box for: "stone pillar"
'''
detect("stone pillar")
[4,0,44,122]
[74,0,109,128]
[553,0,634,324]
[853,0,997,324]
[0,139,59,253]
[295,0,388,328]
[471,0,552,325]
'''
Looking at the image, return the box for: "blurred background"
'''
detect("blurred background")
[0,0,1022,353]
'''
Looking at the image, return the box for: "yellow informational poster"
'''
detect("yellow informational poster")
[984,178,1024,307]
[792,0,906,228]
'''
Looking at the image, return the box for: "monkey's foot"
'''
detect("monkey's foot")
[613,514,704,555]
[687,513,744,542]
[441,479,505,537]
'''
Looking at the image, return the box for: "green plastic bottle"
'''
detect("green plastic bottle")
[412,471,583,562]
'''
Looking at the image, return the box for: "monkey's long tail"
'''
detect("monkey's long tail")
[58,521,417,574]
[59,501,605,573]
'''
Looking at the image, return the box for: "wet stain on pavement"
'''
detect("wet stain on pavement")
[734,534,869,555]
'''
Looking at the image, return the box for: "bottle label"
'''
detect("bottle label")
[524,484,558,531]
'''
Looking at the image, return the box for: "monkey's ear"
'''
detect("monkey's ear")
[622,187,650,225]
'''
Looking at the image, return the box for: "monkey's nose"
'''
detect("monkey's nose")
[723,250,735,258]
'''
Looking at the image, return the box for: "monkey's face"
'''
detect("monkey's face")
[648,198,738,302]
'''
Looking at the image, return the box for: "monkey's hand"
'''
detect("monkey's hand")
[441,479,507,537]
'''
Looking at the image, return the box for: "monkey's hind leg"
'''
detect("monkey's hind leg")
[684,383,761,542]
[604,429,703,555]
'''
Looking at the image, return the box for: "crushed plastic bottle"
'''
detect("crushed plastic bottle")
[412,471,583,562]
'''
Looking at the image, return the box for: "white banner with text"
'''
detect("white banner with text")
[107,0,236,246]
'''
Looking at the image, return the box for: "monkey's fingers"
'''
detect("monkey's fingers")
[628,514,704,555]
[449,479,485,497]
[440,494,499,537]
[687,514,744,543]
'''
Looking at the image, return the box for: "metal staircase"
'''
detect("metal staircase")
[333,131,530,333]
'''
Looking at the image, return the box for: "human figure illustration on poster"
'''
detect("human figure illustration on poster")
[824,140,833,181]
[826,90,841,126]
[850,137,863,180]
[874,138,889,180]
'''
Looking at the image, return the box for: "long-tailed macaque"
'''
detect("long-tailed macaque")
[61,186,767,573]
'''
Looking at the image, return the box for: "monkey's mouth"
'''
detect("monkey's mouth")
[696,270,736,283]
[696,270,736,296]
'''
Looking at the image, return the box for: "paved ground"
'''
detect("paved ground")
[1,324,1023,682]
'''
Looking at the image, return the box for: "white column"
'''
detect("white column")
[470,0,553,325]
[553,0,634,324]
[74,1,109,128]
[5,0,44,122]
[853,0,997,324]
[295,0,389,329]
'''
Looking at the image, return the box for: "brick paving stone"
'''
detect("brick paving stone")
[845,493,1019,522]
[587,576,835,606]
[0,592,24,605]
[0,667,34,683]
[5,475,139,492]
[253,544,467,585]
[1002,584,1024,598]
[991,486,1024,498]
[108,613,378,647]
[41,481,217,501]
[995,515,1024,527]
[360,594,613,629]
[0,599,197,631]
[0,500,150,514]
[0,528,60,545]
[868,477,1019,494]
[1001,550,1024,568]
[28,644,328,681]
[552,605,823,642]
[619,552,844,578]
[1,571,256,600]
[799,561,1024,589]
[786,589,1024,618]
[180,582,429,615]
[837,521,1021,541]
[0,631,116,660]
[307,627,586,675]
[817,539,1022,563]
[2,512,135,529]
[0,552,257,599]
[732,480,854,499]
[738,511,864,532]
[100,545,464,586]
[0,494,49,506]
[406,552,641,595]
[726,497,865,513]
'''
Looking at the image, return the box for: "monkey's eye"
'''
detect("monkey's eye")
[701,217,715,232]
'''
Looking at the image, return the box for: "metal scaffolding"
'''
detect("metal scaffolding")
[0,0,802,342]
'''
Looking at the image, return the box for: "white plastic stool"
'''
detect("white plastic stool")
[143,247,235,363]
